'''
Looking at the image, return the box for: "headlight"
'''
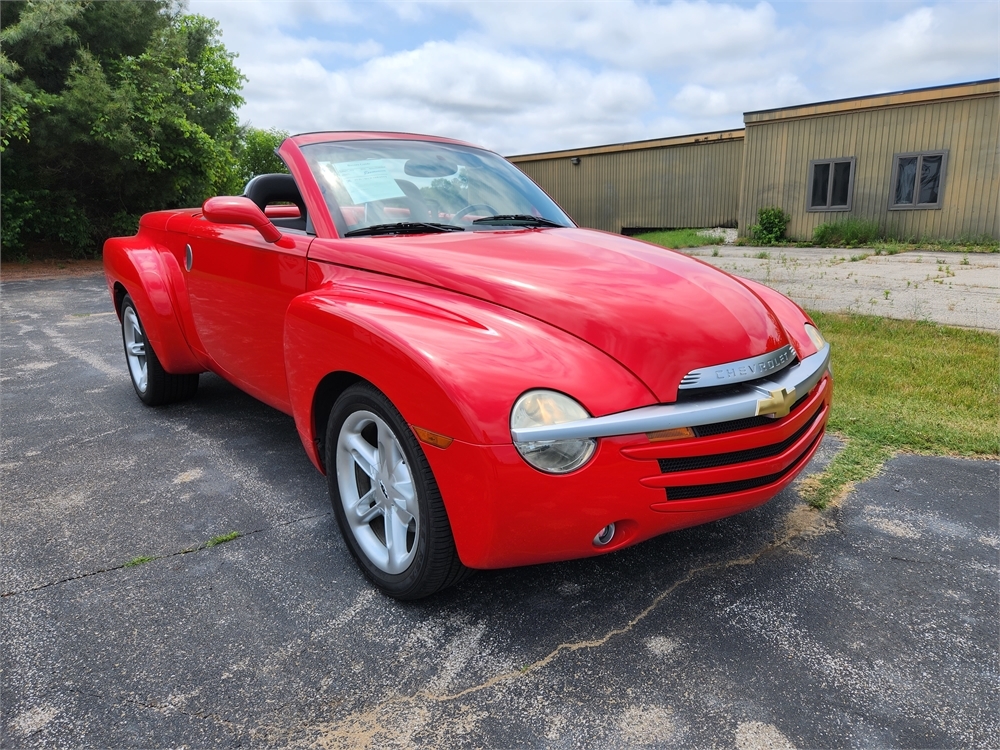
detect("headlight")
[510,390,596,474]
[804,323,826,352]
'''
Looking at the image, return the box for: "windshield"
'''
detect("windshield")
[300,139,574,237]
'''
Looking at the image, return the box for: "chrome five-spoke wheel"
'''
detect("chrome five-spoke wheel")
[122,304,148,394]
[119,293,199,406]
[336,409,419,574]
[325,383,469,599]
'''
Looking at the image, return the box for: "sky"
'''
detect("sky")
[187,0,1000,155]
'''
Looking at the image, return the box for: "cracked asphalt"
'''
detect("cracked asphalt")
[2,275,998,748]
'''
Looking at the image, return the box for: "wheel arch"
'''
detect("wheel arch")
[284,273,657,472]
[311,370,365,471]
[103,234,202,374]
[284,291,481,472]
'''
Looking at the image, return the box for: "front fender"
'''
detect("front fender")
[285,263,658,460]
[285,263,658,568]
[103,234,203,374]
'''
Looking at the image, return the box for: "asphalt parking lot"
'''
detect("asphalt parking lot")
[2,274,998,748]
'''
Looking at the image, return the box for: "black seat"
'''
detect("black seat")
[243,173,308,231]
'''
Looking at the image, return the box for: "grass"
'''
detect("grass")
[204,530,241,548]
[810,219,999,253]
[798,312,999,507]
[813,218,881,246]
[634,228,725,249]
[122,530,243,570]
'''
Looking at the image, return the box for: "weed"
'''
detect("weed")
[748,207,790,245]
[124,555,155,568]
[883,289,890,300]
[205,530,241,548]
[961,254,970,265]
[634,229,723,250]
[813,218,881,246]
[849,253,870,262]
[711,247,719,257]
[754,251,771,259]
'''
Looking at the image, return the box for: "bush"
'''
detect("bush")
[1,1,245,259]
[749,207,789,244]
[813,218,881,246]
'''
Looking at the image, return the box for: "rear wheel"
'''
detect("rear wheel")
[120,294,198,406]
[326,383,469,600]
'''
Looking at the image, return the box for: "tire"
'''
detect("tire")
[120,294,199,406]
[325,383,470,600]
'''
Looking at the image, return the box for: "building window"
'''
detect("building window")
[807,158,855,211]
[890,151,947,209]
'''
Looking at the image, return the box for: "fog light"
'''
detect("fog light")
[593,523,616,546]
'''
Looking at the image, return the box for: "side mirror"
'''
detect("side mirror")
[202,196,282,243]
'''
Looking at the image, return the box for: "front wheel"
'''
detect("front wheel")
[326,383,469,600]
[120,294,198,406]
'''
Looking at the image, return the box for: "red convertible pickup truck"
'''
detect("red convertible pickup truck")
[104,131,832,599]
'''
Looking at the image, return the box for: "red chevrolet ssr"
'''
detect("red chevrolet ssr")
[104,131,832,599]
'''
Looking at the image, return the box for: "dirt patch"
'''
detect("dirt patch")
[1,259,105,281]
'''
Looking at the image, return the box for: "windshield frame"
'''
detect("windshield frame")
[297,138,576,239]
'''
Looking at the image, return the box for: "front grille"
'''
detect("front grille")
[663,433,822,501]
[659,405,821,474]
[693,391,809,437]
[675,358,799,403]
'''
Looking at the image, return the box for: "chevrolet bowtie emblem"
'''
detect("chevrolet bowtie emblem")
[755,386,797,418]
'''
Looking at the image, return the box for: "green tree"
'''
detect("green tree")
[1,0,245,258]
[234,127,289,189]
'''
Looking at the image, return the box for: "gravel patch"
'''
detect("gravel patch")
[679,247,999,331]
[696,227,738,244]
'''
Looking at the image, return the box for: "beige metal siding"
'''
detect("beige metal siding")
[739,88,999,241]
[511,136,744,233]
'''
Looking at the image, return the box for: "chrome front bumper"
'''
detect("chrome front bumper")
[511,344,832,443]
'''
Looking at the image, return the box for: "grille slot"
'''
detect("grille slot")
[659,406,821,474]
[663,433,822,501]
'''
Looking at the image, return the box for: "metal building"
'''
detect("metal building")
[740,79,999,242]
[509,130,744,234]
[508,79,999,241]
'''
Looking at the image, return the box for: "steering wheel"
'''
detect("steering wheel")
[451,203,498,224]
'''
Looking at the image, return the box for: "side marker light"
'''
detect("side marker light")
[646,427,695,442]
[413,427,453,449]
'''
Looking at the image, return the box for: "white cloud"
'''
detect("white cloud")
[452,0,794,73]
[238,41,654,152]
[188,0,999,153]
[672,75,809,118]
[823,4,1000,93]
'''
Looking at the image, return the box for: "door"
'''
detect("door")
[185,219,313,413]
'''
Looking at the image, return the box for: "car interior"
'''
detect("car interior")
[243,173,311,233]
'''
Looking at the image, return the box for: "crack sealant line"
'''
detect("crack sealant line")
[120,695,241,733]
[325,502,829,728]
[0,511,333,598]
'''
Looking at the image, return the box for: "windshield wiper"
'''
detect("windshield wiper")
[471,214,565,228]
[343,222,465,237]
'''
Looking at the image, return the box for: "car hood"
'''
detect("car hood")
[308,228,790,403]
